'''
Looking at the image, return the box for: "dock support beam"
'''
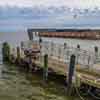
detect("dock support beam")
[43,54,48,81]
[67,54,76,95]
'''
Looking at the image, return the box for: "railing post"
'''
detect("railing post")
[87,55,91,70]
[67,54,76,95]
[77,44,80,49]
[20,41,24,50]
[43,54,48,81]
[39,36,42,44]
[94,46,98,63]
[51,42,54,56]
[28,30,33,40]
[64,43,67,49]
[66,49,70,60]
[58,46,61,59]
[39,37,42,61]
[76,44,80,64]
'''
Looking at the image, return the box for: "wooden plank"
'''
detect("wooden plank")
[34,56,100,88]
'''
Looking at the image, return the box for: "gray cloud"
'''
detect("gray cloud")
[0,0,100,9]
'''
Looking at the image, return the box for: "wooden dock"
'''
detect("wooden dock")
[34,55,100,89]
[4,40,99,90]
[8,40,100,89]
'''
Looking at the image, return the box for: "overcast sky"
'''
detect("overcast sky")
[0,0,100,9]
[0,0,100,32]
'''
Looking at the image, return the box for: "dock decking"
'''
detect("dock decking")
[9,40,100,89]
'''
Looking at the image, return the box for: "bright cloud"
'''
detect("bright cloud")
[0,0,100,9]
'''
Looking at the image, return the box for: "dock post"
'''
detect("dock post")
[64,43,67,60]
[94,46,98,63]
[64,43,67,49]
[43,54,48,81]
[76,44,80,64]
[2,42,10,62]
[77,44,80,49]
[28,56,33,72]
[67,54,76,95]
[88,55,91,66]
[20,41,24,50]
[16,46,21,64]
[51,42,54,56]
[27,29,33,40]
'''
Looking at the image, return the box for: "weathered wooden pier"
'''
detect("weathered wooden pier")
[20,40,100,88]
[2,29,100,98]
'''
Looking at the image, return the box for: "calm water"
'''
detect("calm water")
[0,31,99,100]
[0,31,28,47]
[0,31,100,52]
[0,64,71,100]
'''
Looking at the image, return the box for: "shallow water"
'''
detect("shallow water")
[0,64,71,100]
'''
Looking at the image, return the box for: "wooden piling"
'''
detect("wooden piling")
[43,54,48,81]
[51,42,54,56]
[64,43,67,49]
[94,46,98,60]
[94,46,98,53]
[28,56,33,71]
[76,44,80,64]
[39,37,42,43]
[67,54,76,95]
[17,47,20,59]
[77,44,80,49]
[16,46,21,64]
[2,42,10,62]
[28,30,33,40]
[20,41,24,50]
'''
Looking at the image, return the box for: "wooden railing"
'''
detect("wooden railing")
[21,40,100,71]
[40,41,95,66]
